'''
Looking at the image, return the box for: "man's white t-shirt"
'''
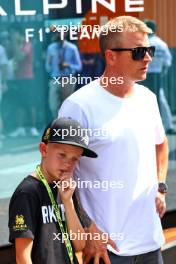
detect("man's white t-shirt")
[58,79,165,256]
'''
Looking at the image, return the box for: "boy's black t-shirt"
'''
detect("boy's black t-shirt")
[8,175,79,264]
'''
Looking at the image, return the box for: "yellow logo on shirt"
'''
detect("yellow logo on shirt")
[13,215,27,231]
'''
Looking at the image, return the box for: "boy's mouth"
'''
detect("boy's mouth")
[59,170,72,179]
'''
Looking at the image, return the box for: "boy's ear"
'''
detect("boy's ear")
[39,142,47,157]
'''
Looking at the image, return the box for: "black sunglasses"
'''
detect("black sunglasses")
[110,46,155,61]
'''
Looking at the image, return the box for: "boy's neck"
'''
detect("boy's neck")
[32,164,54,184]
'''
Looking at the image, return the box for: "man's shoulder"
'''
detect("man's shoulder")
[47,42,58,51]
[68,79,100,101]
[135,83,156,98]
[64,40,78,50]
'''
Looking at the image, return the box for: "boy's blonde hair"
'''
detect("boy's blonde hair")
[99,16,152,55]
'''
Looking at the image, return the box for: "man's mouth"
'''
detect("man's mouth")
[140,66,148,71]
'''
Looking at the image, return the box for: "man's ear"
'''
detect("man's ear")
[104,50,116,66]
[39,142,47,158]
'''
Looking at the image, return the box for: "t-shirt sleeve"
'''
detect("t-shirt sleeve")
[8,192,39,243]
[153,95,166,145]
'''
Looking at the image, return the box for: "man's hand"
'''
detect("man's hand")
[83,223,119,264]
[60,62,70,70]
[155,191,166,218]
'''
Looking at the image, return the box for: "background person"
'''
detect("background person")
[0,30,17,135]
[142,19,176,134]
[76,53,105,90]
[0,32,8,148]
[59,16,169,264]
[45,31,82,119]
[8,117,97,264]
[8,25,39,138]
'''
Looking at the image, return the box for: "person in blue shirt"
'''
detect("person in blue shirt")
[142,19,176,134]
[45,32,82,118]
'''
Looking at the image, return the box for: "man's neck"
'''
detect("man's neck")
[100,72,135,98]
[57,40,65,47]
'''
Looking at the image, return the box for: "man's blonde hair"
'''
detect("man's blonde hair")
[99,16,152,55]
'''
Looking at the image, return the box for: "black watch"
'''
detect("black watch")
[158,182,168,194]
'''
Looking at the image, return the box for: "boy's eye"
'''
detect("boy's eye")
[71,157,78,162]
[58,153,66,158]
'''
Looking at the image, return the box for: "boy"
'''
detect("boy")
[8,117,97,264]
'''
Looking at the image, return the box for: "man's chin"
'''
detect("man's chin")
[136,74,147,82]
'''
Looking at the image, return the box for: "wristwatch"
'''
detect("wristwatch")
[158,182,168,194]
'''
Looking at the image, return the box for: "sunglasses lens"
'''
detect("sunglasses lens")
[148,47,155,57]
[132,48,145,60]
[132,47,155,60]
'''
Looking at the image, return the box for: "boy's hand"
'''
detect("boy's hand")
[58,173,76,204]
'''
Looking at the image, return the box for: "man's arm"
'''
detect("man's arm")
[73,189,118,264]
[15,238,33,264]
[155,136,169,217]
[45,46,53,74]
[69,46,82,72]
[156,136,169,182]
[73,190,92,228]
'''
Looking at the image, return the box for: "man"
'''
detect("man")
[9,117,97,264]
[45,32,82,118]
[59,16,169,263]
[142,19,175,134]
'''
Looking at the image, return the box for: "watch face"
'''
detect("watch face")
[158,182,168,193]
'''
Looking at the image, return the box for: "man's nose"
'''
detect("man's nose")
[143,51,152,62]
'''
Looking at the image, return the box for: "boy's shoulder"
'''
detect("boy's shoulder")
[11,176,43,201]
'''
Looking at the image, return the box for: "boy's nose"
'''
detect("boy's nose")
[62,160,73,171]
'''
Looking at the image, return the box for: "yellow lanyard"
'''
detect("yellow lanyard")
[36,165,74,264]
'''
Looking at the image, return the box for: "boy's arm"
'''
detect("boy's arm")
[64,198,86,252]
[58,178,85,252]
[15,238,33,264]
[9,193,38,263]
